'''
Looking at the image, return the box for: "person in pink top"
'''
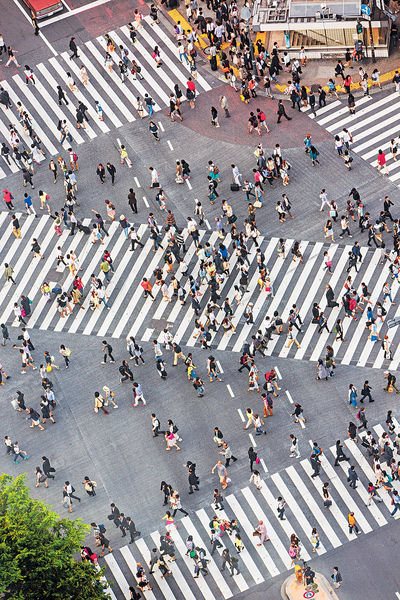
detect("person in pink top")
[377,149,389,175]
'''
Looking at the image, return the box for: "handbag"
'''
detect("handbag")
[240,94,245,101]
[252,531,260,536]
[254,200,262,208]
[370,334,378,341]
[11,399,19,410]
[255,456,260,464]
[46,364,52,372]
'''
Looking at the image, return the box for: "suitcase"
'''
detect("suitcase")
[230,183,240,192]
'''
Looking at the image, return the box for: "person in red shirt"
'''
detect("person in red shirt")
[141,278,155,300]
[187,77,196,92]
[377,149,389,175]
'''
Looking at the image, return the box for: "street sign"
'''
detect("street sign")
[361,4,371,15]
[303,593,315,599]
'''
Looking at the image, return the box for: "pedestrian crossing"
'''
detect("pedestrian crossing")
[2,213,400,368]
[302,90,400,186]
[99,420,400,599]
[0,16,211,178]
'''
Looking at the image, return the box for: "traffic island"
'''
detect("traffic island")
[281,572,340,600]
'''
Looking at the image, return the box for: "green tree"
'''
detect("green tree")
[0,474,111,600]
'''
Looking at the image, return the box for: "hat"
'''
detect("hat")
[384,371,389,374]
[103,386,110,392]
[120,214,125,219]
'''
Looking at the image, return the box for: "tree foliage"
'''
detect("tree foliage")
[0,474,111,600]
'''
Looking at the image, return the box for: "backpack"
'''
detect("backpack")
[99,524,106,534]
[72,153,78,162]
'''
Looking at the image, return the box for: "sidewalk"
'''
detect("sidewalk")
[282,572,340,600]
[166,5,400,96]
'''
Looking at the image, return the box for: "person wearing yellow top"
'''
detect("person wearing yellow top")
[348,512,361,534]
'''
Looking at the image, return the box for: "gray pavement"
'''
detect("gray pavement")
[0,6,399,599]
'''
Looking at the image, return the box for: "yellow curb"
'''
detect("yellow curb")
[275,66,400,95]
[168,8,239,76]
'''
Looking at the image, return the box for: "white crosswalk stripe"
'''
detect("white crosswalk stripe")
[99,419,399,599]
[0,19,212,177]
[303,91,400,188]
[1,214,399,367]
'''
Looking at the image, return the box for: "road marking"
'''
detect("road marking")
[226,384,234,398]
[260,458,268,472]
[40,0,112,26]
[249,433,256,447]
[167,140,173,150]
[216,360,223,373]
[285,390,294,404]
[134,177,141,188]
[205,219,211,230]
[10,0,58,55]
[237,408,245,422]
[274,366,282,379]
[142,196,149,208]
[186,179,192,189]
[158,121,165,132]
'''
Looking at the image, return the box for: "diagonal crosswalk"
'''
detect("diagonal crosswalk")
[303,90,400,187]
[0,16,212,178]
[1,213,400,367]
[99,420,399,599]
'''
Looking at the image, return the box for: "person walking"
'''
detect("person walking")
[277,497,286,520]
[334,440,349,466]
[347,465,359,489]
[348,512,361,534]
[255,520,269,546]
[331,567,343,589]
[277,100,291,123]
[69,37,79,60]
[289,433,300,458]
[42,456,56,479]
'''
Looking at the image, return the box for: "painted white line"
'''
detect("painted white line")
[167,140,173,151]
[237,408,245,422]
[104,552,131,599]
[226,384,234,398]
[142,328,153,342]
[142,196,149,208]
[274,366,282,380]
[134,177,141,188]
[395,592,400,600]
[40,0,112,26]
[260,458,268,472]
[299,419,306,429]
[186,179,192,189]
[61,0,71,10]
[205,219,211,230]
[158,121,165,132]
[216,360,223,373]
[249,433,256,447]
[285,390,294,404]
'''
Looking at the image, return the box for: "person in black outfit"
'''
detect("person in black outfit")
[128,189,137,213]
[69,37,79,59]
[360,380,373,402]
[277,100,292,123]
[106,163,116,186]
[248,447,258,472]
[42,456,56,478]
[310,455,321,478]
[126,516,141,543]
[108,503,121,528]
[318,86,326,107]
[119,360,134,382]
[187,461,200,494]
[326,285,339,308]
[120,513,128,537]
[334,440,349,466]
[160,481,173,505]
[102,340,115,363]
